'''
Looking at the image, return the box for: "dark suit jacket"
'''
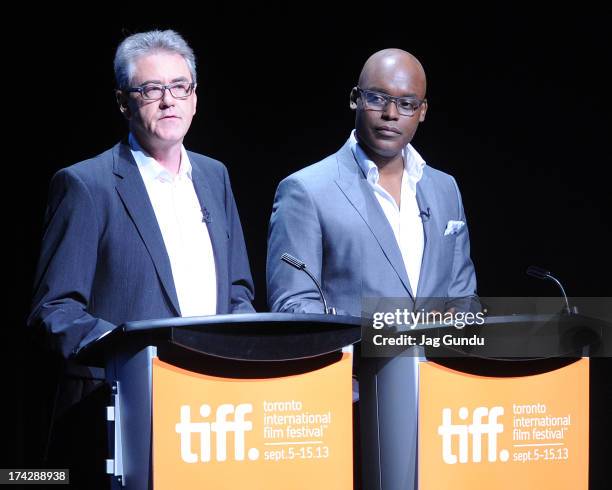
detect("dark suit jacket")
[28,140,254,359]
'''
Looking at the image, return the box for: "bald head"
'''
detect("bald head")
[350,48,428,164]
[358,49,427,97]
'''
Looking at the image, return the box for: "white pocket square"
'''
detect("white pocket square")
[444,220,465,236]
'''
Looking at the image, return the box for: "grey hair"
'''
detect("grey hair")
[114,30,197,89]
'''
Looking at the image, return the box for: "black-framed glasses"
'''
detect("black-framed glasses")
[356,87,425,117]
[124,81,196,101]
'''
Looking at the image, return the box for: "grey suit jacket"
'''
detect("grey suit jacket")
[267,138,478,316]
[29,140,254,359]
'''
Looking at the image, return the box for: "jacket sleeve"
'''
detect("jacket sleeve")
[445,176,480,312]
[27,169,115,358]
[267,176,327,314]
[223,166,256,313]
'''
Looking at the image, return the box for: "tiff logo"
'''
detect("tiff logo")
[175,403,260,463]
[437,406,509,464]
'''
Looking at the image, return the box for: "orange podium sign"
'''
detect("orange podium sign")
[419,359,589,490]
[152,354,353,489]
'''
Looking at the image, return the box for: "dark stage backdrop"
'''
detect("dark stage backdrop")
[9,8,611,485]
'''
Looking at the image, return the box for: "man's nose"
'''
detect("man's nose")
[159,87,175,107]
[382,99,400,120]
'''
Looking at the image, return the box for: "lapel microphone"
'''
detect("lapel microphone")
[201,207,212,224]
[419,207,431,221]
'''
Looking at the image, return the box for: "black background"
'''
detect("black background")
[8,6,611,485]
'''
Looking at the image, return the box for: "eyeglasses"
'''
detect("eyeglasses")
[356,87,425,117]
[124,81,196,101]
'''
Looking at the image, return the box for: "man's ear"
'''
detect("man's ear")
[418,99,428,122]
[192,85,197,116]
[115,90,131,119]
[349,87,359,110]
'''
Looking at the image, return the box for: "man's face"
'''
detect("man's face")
[121,51,197,150]
[352,59,427,161]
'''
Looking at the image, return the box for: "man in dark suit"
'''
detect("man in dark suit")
[29,29,254,358]
[27,29,254,486]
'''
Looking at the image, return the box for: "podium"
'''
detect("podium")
[78,313,361,490]
[77,311,609,489]
[359,311,609,490]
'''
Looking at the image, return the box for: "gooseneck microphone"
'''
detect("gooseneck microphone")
[526,265,572,314]
[280,253,336,314]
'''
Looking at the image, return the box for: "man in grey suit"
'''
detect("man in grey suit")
[267,49,478,489]
[28,30,254,486]
[267,48,477,315]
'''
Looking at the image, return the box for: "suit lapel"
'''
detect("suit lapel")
[189,156,228,314]
[415,170,438,296]
[112,142,181,316]
[334,141,414,298]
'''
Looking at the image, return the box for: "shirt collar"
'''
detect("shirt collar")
[349,129,426,192]
[129,133,192,183]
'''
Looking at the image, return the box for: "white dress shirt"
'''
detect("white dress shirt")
[350,130,426,295]
[129,134,217,316]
